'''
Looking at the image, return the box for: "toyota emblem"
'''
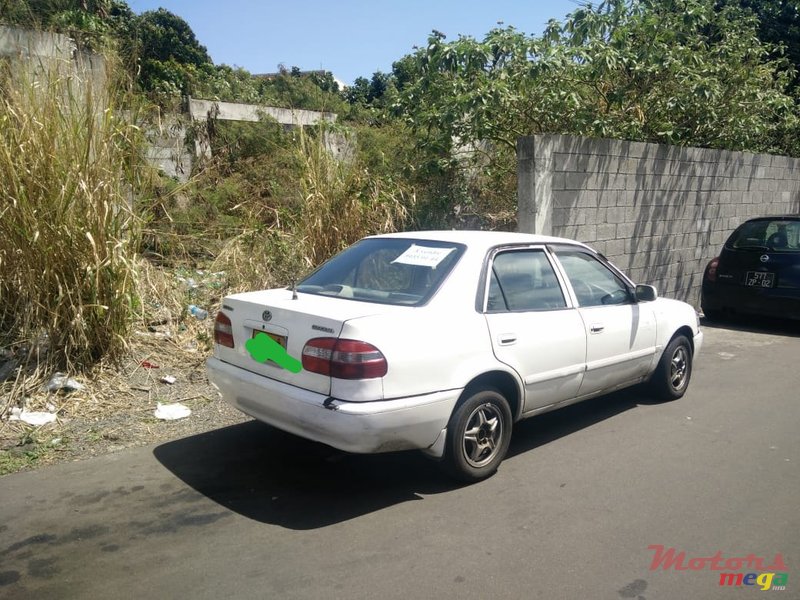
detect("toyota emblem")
[760,254,770,263]
[262,310,272,322]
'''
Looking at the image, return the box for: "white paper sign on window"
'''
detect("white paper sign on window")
[391,244,455,268]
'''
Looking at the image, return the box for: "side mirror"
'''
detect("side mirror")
[635,284,657,302]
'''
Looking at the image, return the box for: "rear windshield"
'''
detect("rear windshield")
[297,238,465,306]
[727,219,800,252]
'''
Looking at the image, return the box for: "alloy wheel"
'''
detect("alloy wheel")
[462,402,504,468]
[670,346,689,391]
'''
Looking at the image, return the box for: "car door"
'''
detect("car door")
[551,247,657,397]
[483,247,587,413]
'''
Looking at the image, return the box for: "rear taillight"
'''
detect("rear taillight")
[214,311,234,348]
[301,337,336,375]
[706,257,720,282]
[302,338,387,379]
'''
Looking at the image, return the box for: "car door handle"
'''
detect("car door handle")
[589,324,604,334]
[498,334,517,345]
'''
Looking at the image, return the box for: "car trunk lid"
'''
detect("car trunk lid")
[213,288,392,395]
[719,247,800,290]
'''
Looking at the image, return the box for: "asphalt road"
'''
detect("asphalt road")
[1,319,798,600]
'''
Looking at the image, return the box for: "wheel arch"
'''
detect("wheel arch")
[652,325,695,372]
[670,325,696,355]
[459,370,523,421]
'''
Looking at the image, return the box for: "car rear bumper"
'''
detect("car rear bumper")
[702,282,800,320]
[207,357,461,455]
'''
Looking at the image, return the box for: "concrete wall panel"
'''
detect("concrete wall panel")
[518,135,800,305]
[188,98,336,127]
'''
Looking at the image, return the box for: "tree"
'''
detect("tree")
[345,76,371,104]
[394,0,799,157]
[133,8,212,96]
[387,0,800,227]
[135,8,210,67]
[267,69,346,112]
[344,71,395,110]
[308,70,340,94]
[720,0,800,89]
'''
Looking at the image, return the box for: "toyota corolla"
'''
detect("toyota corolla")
[207,231,703,481]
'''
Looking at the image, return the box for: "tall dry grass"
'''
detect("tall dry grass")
[0,56,146,373]
[211,128,413,292]
[296,130,412,266]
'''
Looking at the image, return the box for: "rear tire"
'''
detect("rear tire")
[650,335,693,401]
[442,388,512,482]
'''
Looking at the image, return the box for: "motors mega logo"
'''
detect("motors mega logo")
[648,545,789,591]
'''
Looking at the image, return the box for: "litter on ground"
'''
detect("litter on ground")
[8,407,58,426]
[154,402,191,421]
[45,372,84,393]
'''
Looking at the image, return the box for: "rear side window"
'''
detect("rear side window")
[297,238,464,306]
[728,220,800,252]
[487,250,566,311]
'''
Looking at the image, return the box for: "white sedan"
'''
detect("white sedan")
[207,231,703,481]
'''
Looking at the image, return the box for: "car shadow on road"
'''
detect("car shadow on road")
[153,388,650,529]
[506,387,650,459]
[154,420,452,530]
[701,315,800,337]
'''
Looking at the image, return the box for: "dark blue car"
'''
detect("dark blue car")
[702,216,800,321]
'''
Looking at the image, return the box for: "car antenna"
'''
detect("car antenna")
[291,278,298,300]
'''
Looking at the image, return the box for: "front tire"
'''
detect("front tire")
[442,388,512,482]
[650,335,693,401]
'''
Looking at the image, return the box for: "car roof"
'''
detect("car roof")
[369,230,593,253]
[741,215,800,222]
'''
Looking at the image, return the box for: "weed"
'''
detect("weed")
[0,427,58,475]
[296,127,411,267]
[0,451,36,476]
[0,52,149,379]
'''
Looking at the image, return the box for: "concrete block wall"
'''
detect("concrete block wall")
[0,26,106,94]
[518,135,800,305]
[188,98,336,127]
[187,97,347,168]
[143,116,193,183]
[1,27,346,181]
[0,25,73,62]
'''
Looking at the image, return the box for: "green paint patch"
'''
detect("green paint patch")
[245,332,302,373]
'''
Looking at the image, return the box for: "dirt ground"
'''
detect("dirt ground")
[0,268,253,476]
[0,321,251,475]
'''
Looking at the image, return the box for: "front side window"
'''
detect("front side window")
[297,238,464,306]
[487,250,566,311]
[554,250,632,308]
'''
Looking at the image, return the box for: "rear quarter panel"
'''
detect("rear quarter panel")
[337,307,504,400]
[334,243,521,402]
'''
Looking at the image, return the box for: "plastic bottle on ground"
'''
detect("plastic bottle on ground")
[187,304,208,320]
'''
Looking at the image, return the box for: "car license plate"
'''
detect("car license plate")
[745,271,775,288]
[251,329,287,349]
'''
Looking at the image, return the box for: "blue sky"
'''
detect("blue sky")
[127,0,582,85]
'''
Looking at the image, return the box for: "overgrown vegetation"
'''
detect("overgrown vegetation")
[393,0,800,215]
[2,0,800,434]
[148,123,411,293]
[0,56,146,373]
